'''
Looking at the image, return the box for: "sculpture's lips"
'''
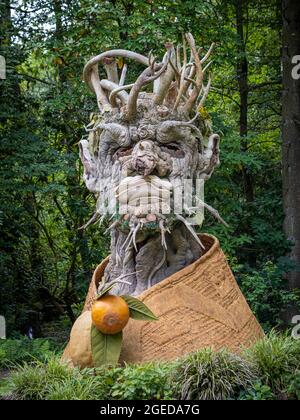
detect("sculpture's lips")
[116,175,172,218]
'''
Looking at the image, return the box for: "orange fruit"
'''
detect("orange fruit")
[91,295,130,335]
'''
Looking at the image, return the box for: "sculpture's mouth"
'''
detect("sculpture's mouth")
[115,175,174,249]
[117,175,172,219]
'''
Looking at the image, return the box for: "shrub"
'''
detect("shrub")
[41,318,72,349]
[46,367,121,400]
[8,360,175,400]
[0,337,55,368]
[109,363,176,400]
[286,371,300,400]
[173,348,257,400]
[245,331,300,396]
[0,347,6,367]
[4,333,299,400]
[9,358,74,400]
[238,260,298,330]
[238,381,275,400]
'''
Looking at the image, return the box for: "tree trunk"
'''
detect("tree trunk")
[0,0,11,47]
[235,0,254,204]
[53,0,66,84]
[235,0,256,266]
[282,0,300,323]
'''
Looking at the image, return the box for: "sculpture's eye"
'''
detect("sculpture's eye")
[161,143,185,158]
[113,147,133,161]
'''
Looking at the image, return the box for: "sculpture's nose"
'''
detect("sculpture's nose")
[133,156,156,176]
[132,141,158,176]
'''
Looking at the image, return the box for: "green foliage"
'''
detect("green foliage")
[0,337,55,368]
[122,295,159,321]
[46,370,114,401]
[245,331,300,396]
[91,326,123,368]
[238,381,275,400]
[8,358,175,400]
[286,371,300,400]
[206,131,289,267]
[0,373,13,398]
[173,348,257,400]
[9,358,73,400]
[237,260,298,330]
[40,318,73,349]
[109,363,176,400]
[3,333,299,400]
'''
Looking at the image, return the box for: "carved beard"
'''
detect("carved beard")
[79,104,220,296]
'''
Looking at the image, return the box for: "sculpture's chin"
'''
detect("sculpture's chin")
[117,212,174,238]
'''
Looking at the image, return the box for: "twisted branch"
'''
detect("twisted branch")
[83,38,215,114]
[182,33,204,115]
[124,48,172,121]
[83,50,149,110]
[100,79,129,107]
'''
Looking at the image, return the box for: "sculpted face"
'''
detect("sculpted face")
[79,34,222,295]
[80,100,220,230]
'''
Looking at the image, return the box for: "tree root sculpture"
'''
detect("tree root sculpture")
[79,33,223,296]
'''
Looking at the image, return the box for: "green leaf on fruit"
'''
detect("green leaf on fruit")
[91,324,122,367]
[122,295,159,321]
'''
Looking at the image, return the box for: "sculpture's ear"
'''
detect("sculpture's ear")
[199,133,220,180]
[79,140,99,192]
[79,140,92,172]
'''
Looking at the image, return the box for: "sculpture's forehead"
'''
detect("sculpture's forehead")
[129,123,162,144]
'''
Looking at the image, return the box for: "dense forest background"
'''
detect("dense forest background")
[0,0,299,340]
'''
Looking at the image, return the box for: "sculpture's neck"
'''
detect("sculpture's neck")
[104,223,202,296]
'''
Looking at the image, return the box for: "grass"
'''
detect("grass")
[0,332,299,400]
[245,330,300,397]
[46,374,111,400]
[9,358,75,400]
[0,371,13,399]
[7,360,175,400]
[173,348,257,400]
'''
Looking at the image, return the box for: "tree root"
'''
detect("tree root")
[175,214,205,249]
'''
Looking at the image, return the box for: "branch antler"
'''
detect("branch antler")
[182,33,204,115]
[124,47,172,121]
[83,36,215,118]
[83,50,149,112]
